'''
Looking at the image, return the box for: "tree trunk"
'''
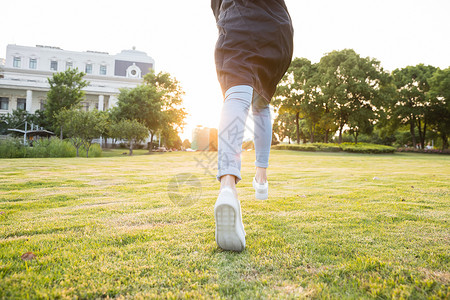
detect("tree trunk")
[355,131,359,144]
[149,132,154,151]
[324,129,329,143]
[129,141,133,156]
[310,123,315,143]
[441,132,449,150]
[295,112,300,144]
[338,124,344,144]
[76,147,79,157]
[86,143,90,158]
[60,126,63,140]
[410,116,416,148]
[417,118,424,149]
[422,119,427,149]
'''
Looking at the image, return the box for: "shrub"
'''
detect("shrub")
[312,143,342,152]
[397,147,450,155]
[0,137,102,158]
[271,144,318,151]
[0,138,26,158]
[340,143,396,154]
[272,142,396,154]
[81,143,102,157]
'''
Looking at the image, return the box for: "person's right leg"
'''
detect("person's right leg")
[215,85,252,252]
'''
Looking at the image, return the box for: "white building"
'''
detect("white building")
[0,44,155,115]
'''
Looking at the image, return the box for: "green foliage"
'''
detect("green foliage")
[428,67,450,149]
[44,68,89,135]
[112,70,187,150]
[81,143,102,157]
[275,50,392,145]
[0,137,79,158]
[390,64,437,149]
[109,119,148,155]
[317,49,392,143]
[339,142,396,154]
[0,138,26,158]
[271,142,396,154]
[56,109,108,157]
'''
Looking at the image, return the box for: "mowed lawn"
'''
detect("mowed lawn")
[0,150,449,299]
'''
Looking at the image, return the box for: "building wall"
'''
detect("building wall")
[0,44,155,116]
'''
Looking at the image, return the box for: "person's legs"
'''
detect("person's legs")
[252,93,272,184]
[216,85,253,190]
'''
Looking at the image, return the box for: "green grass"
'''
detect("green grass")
[0,151,449,299]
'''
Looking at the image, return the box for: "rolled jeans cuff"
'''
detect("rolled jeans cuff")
[255,161,269,168]
[216,166,242,184]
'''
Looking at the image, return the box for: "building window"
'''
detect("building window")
[29,58,37,69]
[13,57,21,68]
[66,61,73,70]
[0,97,9,110]
[17,98,26,110]
[85,64,92,74]
[50,60,58,71]
[99,65,107,75]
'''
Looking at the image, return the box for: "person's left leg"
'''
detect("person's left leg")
[251,93,272,199]
[252,94,272,179]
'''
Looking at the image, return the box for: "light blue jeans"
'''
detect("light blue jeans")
[216,85,272,183]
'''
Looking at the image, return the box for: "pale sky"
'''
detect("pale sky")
[1,0,449,141]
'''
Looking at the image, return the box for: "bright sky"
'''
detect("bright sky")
[1,0,449,141]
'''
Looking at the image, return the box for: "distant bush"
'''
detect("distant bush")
[339,143,396,154]
[312,143,341,152]
[271,144,317,152]
[0,138,26,158]
[272,142,396,154]
[81,143,102,157]
[397,147,450,155]
[26,138,76,158]
[0,137,102,158]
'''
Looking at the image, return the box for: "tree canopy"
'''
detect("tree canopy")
[112,70,187,150]
[44,68,89,138]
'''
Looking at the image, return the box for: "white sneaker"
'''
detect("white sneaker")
[214,187,246,252]
[252,177,268,200]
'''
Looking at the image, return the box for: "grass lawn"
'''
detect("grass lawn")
[0,150,449,299]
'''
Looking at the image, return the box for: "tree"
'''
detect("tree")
[318,49,390,143]
[109,119,148,155]
[56,109,108,157]
[161,126,182,150]
[112,70,187,151]
[275,58,322,144]
[182,139,191,149]
[273,112,298,144]
[144,70,187,150]
[428,67,450,149]
[45,68,89,139]
[391,64,437,149]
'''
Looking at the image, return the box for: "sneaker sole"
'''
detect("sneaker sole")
[215,204,245,252]
[255,190,268,200]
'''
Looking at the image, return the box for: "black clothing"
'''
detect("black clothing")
[212,0,294,103]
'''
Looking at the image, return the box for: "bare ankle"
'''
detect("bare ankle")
[220,175,238,197]
[255,167,267,183]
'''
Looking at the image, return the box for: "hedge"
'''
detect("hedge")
[0,137,102,158]
[272,142,396,154]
